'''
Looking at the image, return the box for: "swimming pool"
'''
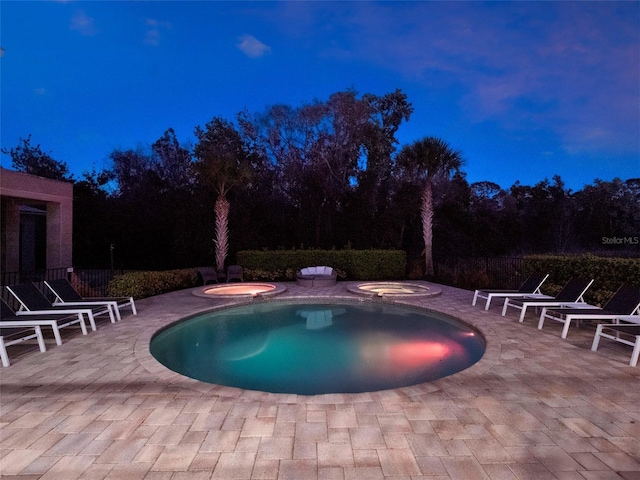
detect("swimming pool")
[150,301,485,395]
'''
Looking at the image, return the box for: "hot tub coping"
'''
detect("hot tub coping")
[347,281,442,298]
[192,282,287,299]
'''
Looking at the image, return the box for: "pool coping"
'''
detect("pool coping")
[3,280,639,479]
[134,282,501,404]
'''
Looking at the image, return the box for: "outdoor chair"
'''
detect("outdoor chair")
[226,265,244,283]
[472,273,550,310]
[591,316,640,367]
[1,297,87,346]
[296,266,338,287]
[0,322,47,367]
[538,285,640,339]
[502,278,594,323]
[45,278,137,322]
[7,283,115,331]
[196,267,219,285]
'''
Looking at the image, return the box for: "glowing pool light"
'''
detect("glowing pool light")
[151,301,484,395]
[205,284,275,296]
[192,283,285,299]
[348,282,441,298]
[388,341,452,367]
[363,285,416,294]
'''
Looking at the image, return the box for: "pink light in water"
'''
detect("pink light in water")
[388,341,451,368]
[359,335,458,374]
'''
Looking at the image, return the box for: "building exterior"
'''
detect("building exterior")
[0,168,73,273]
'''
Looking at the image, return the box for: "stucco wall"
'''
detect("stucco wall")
[0,168,73,271]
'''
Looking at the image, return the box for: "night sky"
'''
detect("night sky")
[2,1,638,190]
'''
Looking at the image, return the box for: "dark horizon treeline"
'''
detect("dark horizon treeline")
[75,167,640,271]
[4,89,639,272]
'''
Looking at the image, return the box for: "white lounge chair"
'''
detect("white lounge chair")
[538,285,640,338]
[591,316,640,367]
[45,278,136,322]
[1,298,86,346]
[7,283,114,331]
[0,322,47,367]
[472,273,550,310]
[502,278,594,323]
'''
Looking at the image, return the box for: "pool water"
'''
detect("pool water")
[150,302,485,395]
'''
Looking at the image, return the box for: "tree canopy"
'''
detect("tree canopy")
[2,135,71,181]
[5,89,638,272]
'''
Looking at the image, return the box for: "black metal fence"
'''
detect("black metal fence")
[433,256,525,290]
[2,257,526,308]
[1,267,132,304]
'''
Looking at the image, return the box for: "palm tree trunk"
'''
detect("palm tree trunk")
[421,180,434,277]
[214,195,229,273]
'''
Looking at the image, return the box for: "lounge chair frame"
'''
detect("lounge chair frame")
[44,278,136,322]
[0,324,47,367]
[7,283,114,331]
[1,298,87,346]
[538,285,640,339]
[591,316,640,367]
[472,273,550,310]
[502,278,595,323]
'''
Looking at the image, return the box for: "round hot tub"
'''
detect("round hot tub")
[192,283,286,299]
[347,282,441,298]
[150,300,484,395]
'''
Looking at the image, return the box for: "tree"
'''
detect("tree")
[238,88,412,247]
[73,168,114,267]
[509,176,573,253]
[2,135,71,181]
[467,181,515,255]
[342,90,413,248]
[108,147,156,197]
[194,118,253,272]
[572,177,640,251]
[395,137,464,276]
[151,128,194,191]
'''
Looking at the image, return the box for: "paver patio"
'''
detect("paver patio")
[1,282,638,479]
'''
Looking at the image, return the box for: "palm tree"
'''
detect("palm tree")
[396,137,464,277]
[194,118,253,273]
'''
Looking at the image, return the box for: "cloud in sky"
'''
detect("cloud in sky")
[280,2,638,157]
[144,18,171,46]
[70,9,97,36]
[237,34,271,58]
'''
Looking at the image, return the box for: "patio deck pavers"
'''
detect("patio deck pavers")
[0,282,639,479]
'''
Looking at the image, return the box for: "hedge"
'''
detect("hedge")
[106,268,199,299]
[522,254,640,306]
[237,249,406,281]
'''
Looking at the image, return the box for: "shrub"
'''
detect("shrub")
[107,268,198,299]
[237,249,406,280]
[522,254,640,306]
